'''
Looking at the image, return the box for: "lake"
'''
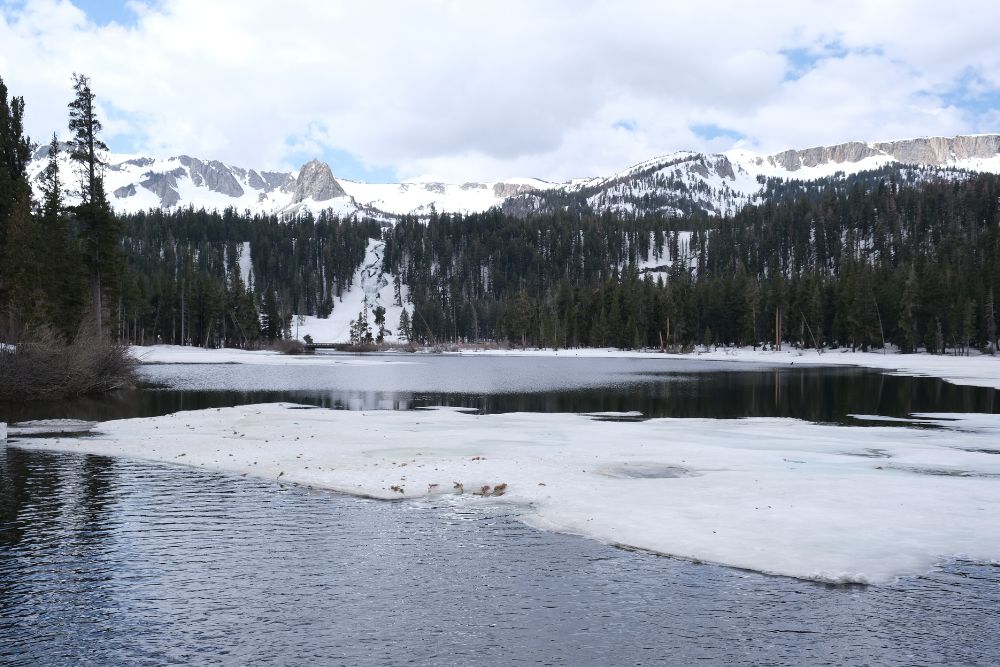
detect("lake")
[2,353,999,665]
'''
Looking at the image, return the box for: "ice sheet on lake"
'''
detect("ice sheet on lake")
[13,404,1000,585]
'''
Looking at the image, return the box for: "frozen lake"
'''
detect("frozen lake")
[2,354,1000,664]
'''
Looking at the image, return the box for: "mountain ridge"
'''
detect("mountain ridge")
[26,134,1000,219]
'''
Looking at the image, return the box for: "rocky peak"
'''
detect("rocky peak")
[292,159,346,203]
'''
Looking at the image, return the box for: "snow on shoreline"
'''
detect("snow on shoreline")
[130,344,1000,390]
[12,404,1000,585]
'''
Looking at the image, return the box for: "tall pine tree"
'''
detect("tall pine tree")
[0,75,35,336]
[68,73,120,339]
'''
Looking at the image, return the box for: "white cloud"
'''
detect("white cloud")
[1,0,999,182]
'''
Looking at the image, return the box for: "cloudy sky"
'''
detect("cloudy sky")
[2,0,999,182]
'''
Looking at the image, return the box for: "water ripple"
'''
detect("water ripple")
[2,448,998,666]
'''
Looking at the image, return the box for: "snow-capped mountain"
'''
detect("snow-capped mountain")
[509,134,1000,218]
[26,134,1000,219]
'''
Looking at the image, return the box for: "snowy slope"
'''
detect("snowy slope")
[293,239,413,344]
[26,134,1000,219]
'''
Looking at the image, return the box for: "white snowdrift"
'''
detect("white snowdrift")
[13,404,1000,585]
[131,345,415,366]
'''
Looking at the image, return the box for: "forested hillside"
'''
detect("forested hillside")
[385,173,1000,353]
[117,208,380,346]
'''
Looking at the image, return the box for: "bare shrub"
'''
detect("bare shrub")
[0,322,138,401]
[270,338,308,355]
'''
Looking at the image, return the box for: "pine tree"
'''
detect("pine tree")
[0,76,34,335]
[373,304,387,343]
[38,135,85,336]
[897,265,919,353]
[67,73,119,339]
[397,308,412,342]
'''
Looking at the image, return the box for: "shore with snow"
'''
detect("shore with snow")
[130,343,1000,391]
[12,403,1000,585]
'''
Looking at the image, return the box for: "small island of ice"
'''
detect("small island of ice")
[14,404,1000,585]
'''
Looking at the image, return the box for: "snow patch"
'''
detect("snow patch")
[293,239,413,344]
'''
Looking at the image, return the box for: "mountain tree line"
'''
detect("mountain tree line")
[117,207,380,346]
[383,174,1000,353]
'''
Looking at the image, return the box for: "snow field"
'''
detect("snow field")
[15,404,1000,585]
[292,239,413,344]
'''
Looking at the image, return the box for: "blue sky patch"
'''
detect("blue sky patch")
[940,67,1000,121]
[691,123,745,142]
[70,0,141,27]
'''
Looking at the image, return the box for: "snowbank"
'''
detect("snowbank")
[130,345,415,366]
[14,404,1000,585]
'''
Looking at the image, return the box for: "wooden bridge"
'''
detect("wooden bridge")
[303,342,350,351]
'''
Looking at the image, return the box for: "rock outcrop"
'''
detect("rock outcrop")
[875,135,1000,165]
[492,182,538,198]
[113,184,137,199]
[766,135,1000,171]
[139,169,185,208]
[291,159,346,203]
[178,156,245,197]
[768,141,883,171]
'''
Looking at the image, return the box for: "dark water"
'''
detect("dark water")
[3,448,998,666]
[1,354,997,424]
[3,355,1000,665]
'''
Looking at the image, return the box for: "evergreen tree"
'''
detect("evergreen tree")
[67,73,119,339]
[0,75,34,335]
[372,304,387,343]
[397,308,412,342]
[38,135,85,335]
[897,265,919,353]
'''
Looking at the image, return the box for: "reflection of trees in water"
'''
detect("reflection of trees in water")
[2,368,998,426]
[0,450,115,551]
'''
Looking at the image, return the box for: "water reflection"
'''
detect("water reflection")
[2,356,998,425]
[2,449,999,666]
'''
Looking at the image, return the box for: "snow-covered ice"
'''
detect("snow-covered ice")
[13,404,1000,585]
